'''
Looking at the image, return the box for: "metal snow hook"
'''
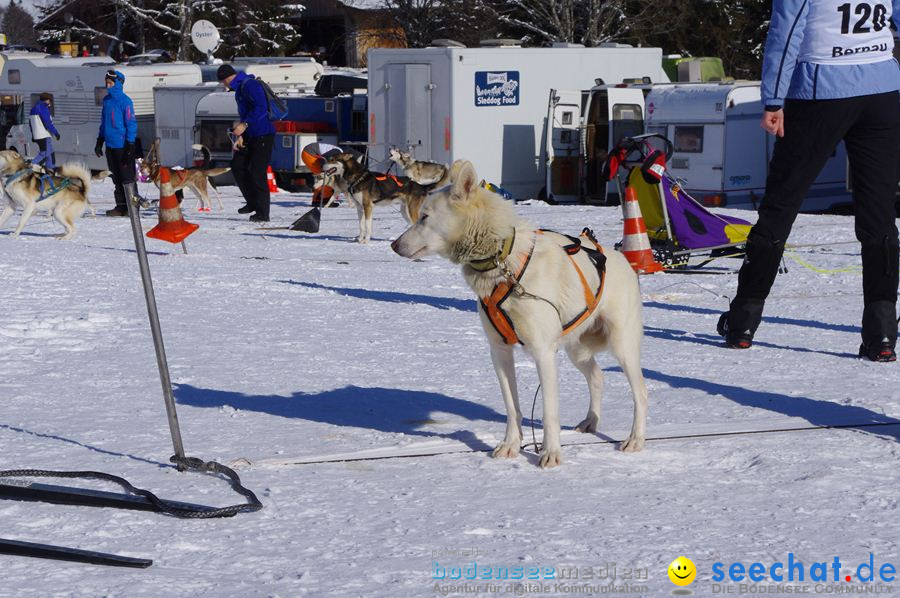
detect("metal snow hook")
[124,184,186,463]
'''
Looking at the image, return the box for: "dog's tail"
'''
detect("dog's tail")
[58,163,91,196]
[204,167,231,178]
[205,167,230,189]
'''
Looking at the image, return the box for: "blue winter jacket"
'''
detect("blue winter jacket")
[98,71,137,149]
[29,101,59,138]
[228,71,275,138]
[761,0,900,107]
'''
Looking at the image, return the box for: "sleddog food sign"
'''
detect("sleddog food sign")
[475,71,520,107]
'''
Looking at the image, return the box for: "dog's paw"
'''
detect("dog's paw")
[618,436,645,452]
[538,448,563,469]
[491,442,520,459]
[575,416,599,434]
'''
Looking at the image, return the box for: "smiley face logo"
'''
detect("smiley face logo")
[668,556,696,586]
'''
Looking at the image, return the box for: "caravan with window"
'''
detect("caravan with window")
[643,82,850,211]
[0,54,202,171]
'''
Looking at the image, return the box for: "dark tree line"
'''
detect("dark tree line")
[381,0,772,79]
[32,0,773,77]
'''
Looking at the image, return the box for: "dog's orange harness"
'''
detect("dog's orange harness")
[479,230,606,346]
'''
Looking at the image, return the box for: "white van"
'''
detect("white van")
[544,84,647,204]
[1,56,202,171]
[644,82,850,211]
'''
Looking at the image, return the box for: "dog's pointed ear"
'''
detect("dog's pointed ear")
[450,160,478,202]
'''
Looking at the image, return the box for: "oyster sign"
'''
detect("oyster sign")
[474,71,520,107]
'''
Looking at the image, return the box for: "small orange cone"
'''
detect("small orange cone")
[147,167,199,244]
[620,186,664,274]
[266,166,279,193]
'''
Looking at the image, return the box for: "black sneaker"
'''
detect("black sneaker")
[717,312,753,349]
[249,214,269,222]
[105,207,127,217]
[859,339,896,362]
[237,205,255,214]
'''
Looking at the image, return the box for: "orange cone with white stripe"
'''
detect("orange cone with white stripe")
[266,166,279,193]
[620,186,663,274]
[147,167,199,244]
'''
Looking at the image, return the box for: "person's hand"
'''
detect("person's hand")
[233,136,245,151]
[94,139,104,158]
[232,122,247,136]
[761,109,785,137]
[54,133,60,141]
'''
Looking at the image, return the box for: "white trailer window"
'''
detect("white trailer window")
[674,126,704,153]
[94,87,107,106]
[611,103,643,147]
[8,70,20,84]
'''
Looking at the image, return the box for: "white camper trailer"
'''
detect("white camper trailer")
[1,57,202,170]
[367,43,669,199]
[644,82,850,211]
[153,83,220,167]
[199,58,324,89]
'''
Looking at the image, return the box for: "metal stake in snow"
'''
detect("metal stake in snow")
[124,184,186,462]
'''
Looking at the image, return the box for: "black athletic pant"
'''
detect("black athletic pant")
[232,134,274,219]
[731,91,900,342]
[107,146,135,210]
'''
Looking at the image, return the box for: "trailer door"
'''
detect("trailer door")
[583,87,644,204]
[385,64,432,160]
[544,89,584,203]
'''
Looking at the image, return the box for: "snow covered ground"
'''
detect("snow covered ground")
[0,179,898,597]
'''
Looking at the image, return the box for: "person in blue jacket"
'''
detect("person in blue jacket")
[217,64,275,222]
[718,0,900,362]
[29,92,60,171]
[95,69,137,217]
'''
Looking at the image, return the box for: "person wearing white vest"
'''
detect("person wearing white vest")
[718,0,900,361]
[29,92,60,171]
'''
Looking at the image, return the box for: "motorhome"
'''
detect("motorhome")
[644,82,850,211]
[1,56,202,171]
[367,42,669,200]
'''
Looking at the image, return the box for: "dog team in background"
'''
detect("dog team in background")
[0,0,896,466]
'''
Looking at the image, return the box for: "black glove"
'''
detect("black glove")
[54,133,60,141]
[123,141,134,163]
[94,139,103,158]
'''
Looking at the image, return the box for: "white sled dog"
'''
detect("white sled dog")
[0,150,91,240]
[392,160,648,468]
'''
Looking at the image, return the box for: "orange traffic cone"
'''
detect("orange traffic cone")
[266,166,279,193]
[620,186,664,274]
[147,167,199,244]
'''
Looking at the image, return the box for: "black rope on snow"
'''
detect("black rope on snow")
[0,456,262,519]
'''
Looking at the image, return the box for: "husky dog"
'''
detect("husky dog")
[0,150,91,240]
[323,152,429,244]
[388,147,450,187]
[140,139,230,211]
[392,160,648,468]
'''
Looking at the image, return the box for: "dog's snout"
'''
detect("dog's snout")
[390,238,401,254]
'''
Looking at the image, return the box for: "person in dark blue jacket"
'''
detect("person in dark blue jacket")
[95,69,138,217]
[718,0,900,362]
[217,64,275,222]
[29,92,60,170]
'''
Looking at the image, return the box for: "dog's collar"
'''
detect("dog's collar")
[467,229,516,272]
[4,168,29,187]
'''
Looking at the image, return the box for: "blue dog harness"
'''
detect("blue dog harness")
[4,169,72,200]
